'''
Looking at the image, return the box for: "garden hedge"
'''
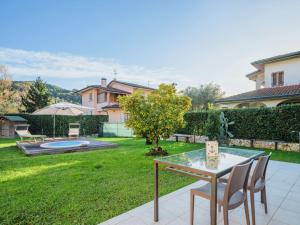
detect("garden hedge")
[7,114,108,137]
[178,105,300,143]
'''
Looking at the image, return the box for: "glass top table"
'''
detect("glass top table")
[155,147,263,176]
[153,147,264,225]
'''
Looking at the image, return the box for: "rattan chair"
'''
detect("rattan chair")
[248,153,272,225]
[190,160,253,225]
[219,153,272,225]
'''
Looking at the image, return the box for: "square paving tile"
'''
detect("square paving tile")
[98,160,300,225]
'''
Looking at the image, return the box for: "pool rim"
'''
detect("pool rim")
[40,140,90,149]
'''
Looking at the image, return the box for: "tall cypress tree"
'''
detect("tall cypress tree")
[21,77,51,113]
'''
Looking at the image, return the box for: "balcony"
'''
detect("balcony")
[96,102,118,111]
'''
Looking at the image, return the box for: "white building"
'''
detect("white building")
[217,51,300,108]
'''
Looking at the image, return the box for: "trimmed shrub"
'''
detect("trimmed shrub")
[223,105,300,142]
[7,114,108,137]
[204,111,220,140]
[177,111,208,135]
[177,104,300,143]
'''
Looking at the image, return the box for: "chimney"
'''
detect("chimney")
[101,77,107,87]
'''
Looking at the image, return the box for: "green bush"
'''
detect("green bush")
[223,105,300,142]
[204,111,220,140]
[177,104,300,143]
[177,111,208,135]
[7,114,108,137]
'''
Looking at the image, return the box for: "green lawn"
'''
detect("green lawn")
[0,138,202,225]
[1,138,300,225]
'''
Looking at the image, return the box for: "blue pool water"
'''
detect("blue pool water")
[40,140,90,149]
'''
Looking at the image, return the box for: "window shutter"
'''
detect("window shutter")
[272,73,277,87]
[278,72,284,86]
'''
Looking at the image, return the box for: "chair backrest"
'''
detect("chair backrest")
[15,129,31,136]
[14,124,32,137]
[69,123,80,135]
[250,153,272,186]
[69,123,80,129]
[69,128,80,135]
[225,160,253,202]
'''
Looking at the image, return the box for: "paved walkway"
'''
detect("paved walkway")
[99,160,300,225]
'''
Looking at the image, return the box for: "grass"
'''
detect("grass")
[235,146,300,164]
[0,138,202,225]
[0,138,300,225]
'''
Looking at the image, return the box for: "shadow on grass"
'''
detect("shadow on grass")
[0,160,81,182]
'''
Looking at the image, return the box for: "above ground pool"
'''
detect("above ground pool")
[17,138,118,156]
[40,140,90,149]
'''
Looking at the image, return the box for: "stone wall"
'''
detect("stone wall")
[277,142,299,152]
[229,139,252,148]
[229,138,299,152]
[253,140,276,150]
[168,135,300,152]
[192,135,209,143]
[167,135,208,143]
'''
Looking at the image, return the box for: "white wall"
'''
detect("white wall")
[219,98,289,108]
[264,58,300,87]
[255,72,265,89]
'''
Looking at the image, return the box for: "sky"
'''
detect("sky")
[1,0,300,96]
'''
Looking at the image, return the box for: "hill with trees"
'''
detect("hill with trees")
[12,81,81,104]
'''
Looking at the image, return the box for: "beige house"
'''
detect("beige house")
[77,78,154,123]
[217,51,300,108]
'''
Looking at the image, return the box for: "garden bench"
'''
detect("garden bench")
[173,133,191,143]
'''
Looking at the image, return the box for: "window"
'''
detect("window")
[97,92,107,103]
[278,72,284,85]
[89,92,93,101]
[271,71,284,87]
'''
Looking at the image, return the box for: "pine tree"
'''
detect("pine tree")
[21,77,51,113]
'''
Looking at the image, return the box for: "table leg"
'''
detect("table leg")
[210,176,217,225]
[175,136,178,142]
[154,162,159,222]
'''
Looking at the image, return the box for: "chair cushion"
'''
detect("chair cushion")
[192,182,245,207]
[248,177,265,191]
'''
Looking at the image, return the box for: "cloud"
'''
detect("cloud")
[0,47,191,89]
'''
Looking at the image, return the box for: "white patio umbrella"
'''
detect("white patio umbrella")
[32,102,94,137]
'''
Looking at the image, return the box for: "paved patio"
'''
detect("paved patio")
[99,160,300,225]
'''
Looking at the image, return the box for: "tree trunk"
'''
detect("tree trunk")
[145,137,152,145]
[154,137,159,148]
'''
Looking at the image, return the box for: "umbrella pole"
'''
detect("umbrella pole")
[53,114,56,138]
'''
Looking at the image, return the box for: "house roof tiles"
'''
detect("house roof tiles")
[76,79,154,94]
[108,80,155,90]
[76,85,130,94]
[216,84,300,103]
